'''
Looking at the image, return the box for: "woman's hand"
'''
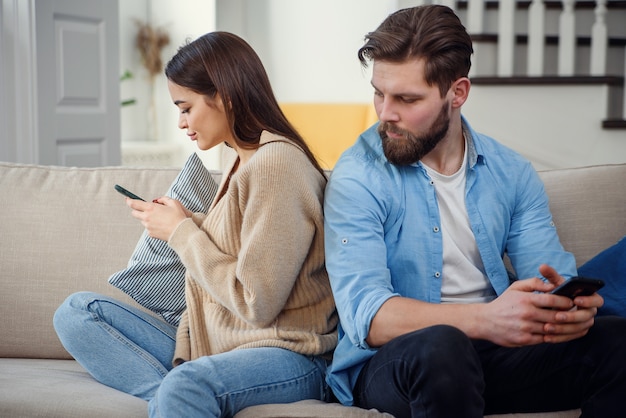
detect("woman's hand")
[126,196,190,241]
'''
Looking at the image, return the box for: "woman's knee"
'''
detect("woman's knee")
[53,292,99,330]
[52,291,118,349]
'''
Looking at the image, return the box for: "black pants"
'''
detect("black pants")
[353,316,626,418]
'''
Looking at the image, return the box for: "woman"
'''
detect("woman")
[53,31,338,418]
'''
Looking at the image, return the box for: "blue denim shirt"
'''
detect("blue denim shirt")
[323,116,577,405]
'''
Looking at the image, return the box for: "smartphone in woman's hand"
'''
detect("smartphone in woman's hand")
[114,184,146,201]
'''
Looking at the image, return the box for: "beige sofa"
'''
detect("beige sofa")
[1,160,624,418]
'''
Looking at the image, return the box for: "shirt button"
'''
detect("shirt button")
[434,272,441,278]
[341,238,348,244]
[433,226,440,233]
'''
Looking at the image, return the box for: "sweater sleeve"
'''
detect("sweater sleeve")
[168,142,324,328]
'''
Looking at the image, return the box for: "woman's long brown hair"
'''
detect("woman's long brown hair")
[165,31,325,178]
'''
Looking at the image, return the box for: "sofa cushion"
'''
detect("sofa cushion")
[234,399,580,418]
[234,399,393,418]
[0,358,579,418]
[0,162,180,359]
[536,164,626,267]
[108,153,218,326]
[0,359,147,418]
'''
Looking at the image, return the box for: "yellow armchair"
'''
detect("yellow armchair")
[280,103,377,169]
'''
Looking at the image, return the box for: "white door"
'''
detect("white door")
[35,0,120,166]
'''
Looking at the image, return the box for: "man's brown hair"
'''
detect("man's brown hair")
[358,5,473,97]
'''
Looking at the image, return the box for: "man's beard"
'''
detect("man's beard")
[378,102,450,166]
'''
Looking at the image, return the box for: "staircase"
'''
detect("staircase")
[401,0,626,169]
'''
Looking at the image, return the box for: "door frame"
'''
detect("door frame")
[0,0,38,164]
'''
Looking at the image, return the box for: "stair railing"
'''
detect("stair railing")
[455,0,623,120]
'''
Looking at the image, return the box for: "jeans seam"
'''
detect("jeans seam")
[86,299,172,377]
[218,365,320,399]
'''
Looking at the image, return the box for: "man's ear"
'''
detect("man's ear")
[450,77,470,108]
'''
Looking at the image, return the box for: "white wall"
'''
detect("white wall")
[262,0,396,103]
[215,0,396,103]
[463,84,626,170]
[119,0,219,168]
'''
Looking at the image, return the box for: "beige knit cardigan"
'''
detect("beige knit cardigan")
[169,132,338,365]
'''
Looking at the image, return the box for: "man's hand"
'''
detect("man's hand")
[480,264,602,347]
[126,196,190,241]
[538,264,603,343]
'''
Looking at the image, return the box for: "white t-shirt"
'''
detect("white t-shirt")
[422,140,496,304]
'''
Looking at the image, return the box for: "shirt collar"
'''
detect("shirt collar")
[461,115,484,168]
[410,115,483,170]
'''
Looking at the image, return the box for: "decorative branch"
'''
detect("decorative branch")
[134,20,170,81]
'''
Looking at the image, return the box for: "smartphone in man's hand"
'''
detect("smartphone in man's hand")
[550,276,605,299]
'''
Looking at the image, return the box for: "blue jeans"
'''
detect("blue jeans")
[54,292,330,417]
[53,291,177,399]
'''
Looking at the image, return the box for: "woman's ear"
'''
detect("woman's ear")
[221,94,233,111]
[213,93,224,109]
[450,77,470,108]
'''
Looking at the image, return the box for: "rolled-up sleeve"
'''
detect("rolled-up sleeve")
[324,161,399,349]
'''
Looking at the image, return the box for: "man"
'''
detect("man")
[324,5,626,417]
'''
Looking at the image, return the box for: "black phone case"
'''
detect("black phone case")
[550,276,605,299]
[114,184,146,201]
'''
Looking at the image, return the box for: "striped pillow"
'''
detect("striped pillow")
[108,153,218,326]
